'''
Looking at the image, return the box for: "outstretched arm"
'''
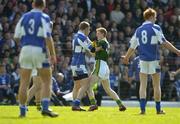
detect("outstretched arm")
[122,32,138,64]
[162,41,180,56]
[122,48,135,64]
[172,68,180,76]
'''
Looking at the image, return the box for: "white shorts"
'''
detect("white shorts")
[92,60,109,80]
[19,45,50,69]
[71,65,88,77]
[139,60,161,74]
[31,69,38,77]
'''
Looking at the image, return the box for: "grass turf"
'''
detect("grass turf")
[0,106,180,124]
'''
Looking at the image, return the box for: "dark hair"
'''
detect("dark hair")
[33,0,45,8]
[79,21,90,30]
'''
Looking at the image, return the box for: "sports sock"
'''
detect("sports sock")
[90,98,96,105]
[73,99,80,106]
[140,98,146,111]
[41,98,50,111]
[155,101,161,112]
[20,105,27,116]
[116,99,122,106]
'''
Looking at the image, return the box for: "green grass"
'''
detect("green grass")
[0,106,180,124]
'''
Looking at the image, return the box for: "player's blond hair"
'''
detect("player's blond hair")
[96,27,107,37]
[143,8,157,20]
[79,21,90,30]
[33,0,46,8]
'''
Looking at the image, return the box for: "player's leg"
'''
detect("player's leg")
[32,45,58,117]
[150,60,165,114]
[101,79,126,111]
[27,82,36,103]
[95,60,126,111]
[71,65,94,111]
[18,68,32,117]
[139,60,148,114]
[28,76,41,110]
[71,66,82,101]
[72,80,81,100]
[136,81,140,101]
[72,78,98,111]
[34,76,42,110]
[139,73,148,114]
[151,73,165,114]
[38,67,58,117]
[87,74,99,111]
[38,68,51,107]
[72,77,89,111]
[86,60,103,110]
[18,46,34,117]
[101,79,119,100]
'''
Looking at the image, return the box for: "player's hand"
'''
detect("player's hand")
[177,50,180,56]
[170,71,176,77]
[121,56,129,65]
[50,55,57,65]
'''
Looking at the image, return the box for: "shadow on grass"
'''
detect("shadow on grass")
[0,116,42,120]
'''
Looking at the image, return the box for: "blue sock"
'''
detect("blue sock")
[20,105,27,116]
[156,101,161,112]
[41,98,50,111]
[140,98,146,111]
[73,99,80,106]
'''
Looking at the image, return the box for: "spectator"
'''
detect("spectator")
[161,63,177,101]
[110,4,125,25]
[51,73,70,106]
[0,64,16,105]
[79,0,96,18]
[119,11,136,31]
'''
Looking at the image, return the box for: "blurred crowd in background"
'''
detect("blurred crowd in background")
[0,0,179,105]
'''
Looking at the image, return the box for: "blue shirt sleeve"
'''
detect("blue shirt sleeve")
[52,77,60,93]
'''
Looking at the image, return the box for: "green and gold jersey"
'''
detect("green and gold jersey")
[95,38,110,62]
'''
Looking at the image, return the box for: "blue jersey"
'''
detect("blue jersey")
[128,56,140,81]
[14,9,52,49]
[71,31,93,66]
[130,21,167,61]
[0,74,10,85]
[52,77,60,93]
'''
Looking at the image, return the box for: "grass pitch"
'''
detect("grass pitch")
[0,106,180,124]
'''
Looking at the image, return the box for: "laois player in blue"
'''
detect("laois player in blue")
[71,21,96,111]
[14,0,58,117]
[122,8,180,114]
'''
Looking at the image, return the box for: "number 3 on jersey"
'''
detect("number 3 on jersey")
[28,19,35,34]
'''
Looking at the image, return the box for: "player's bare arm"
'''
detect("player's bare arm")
[46,36,57,64]
[122,48,135,65]
[162,41,180,56]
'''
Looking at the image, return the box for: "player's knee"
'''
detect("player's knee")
[154,87,161,93]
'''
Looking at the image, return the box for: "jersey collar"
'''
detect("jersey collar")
[77,31,86,37]
[142,21,153,25]
[31,8,43,12]
[99,37,107,41]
